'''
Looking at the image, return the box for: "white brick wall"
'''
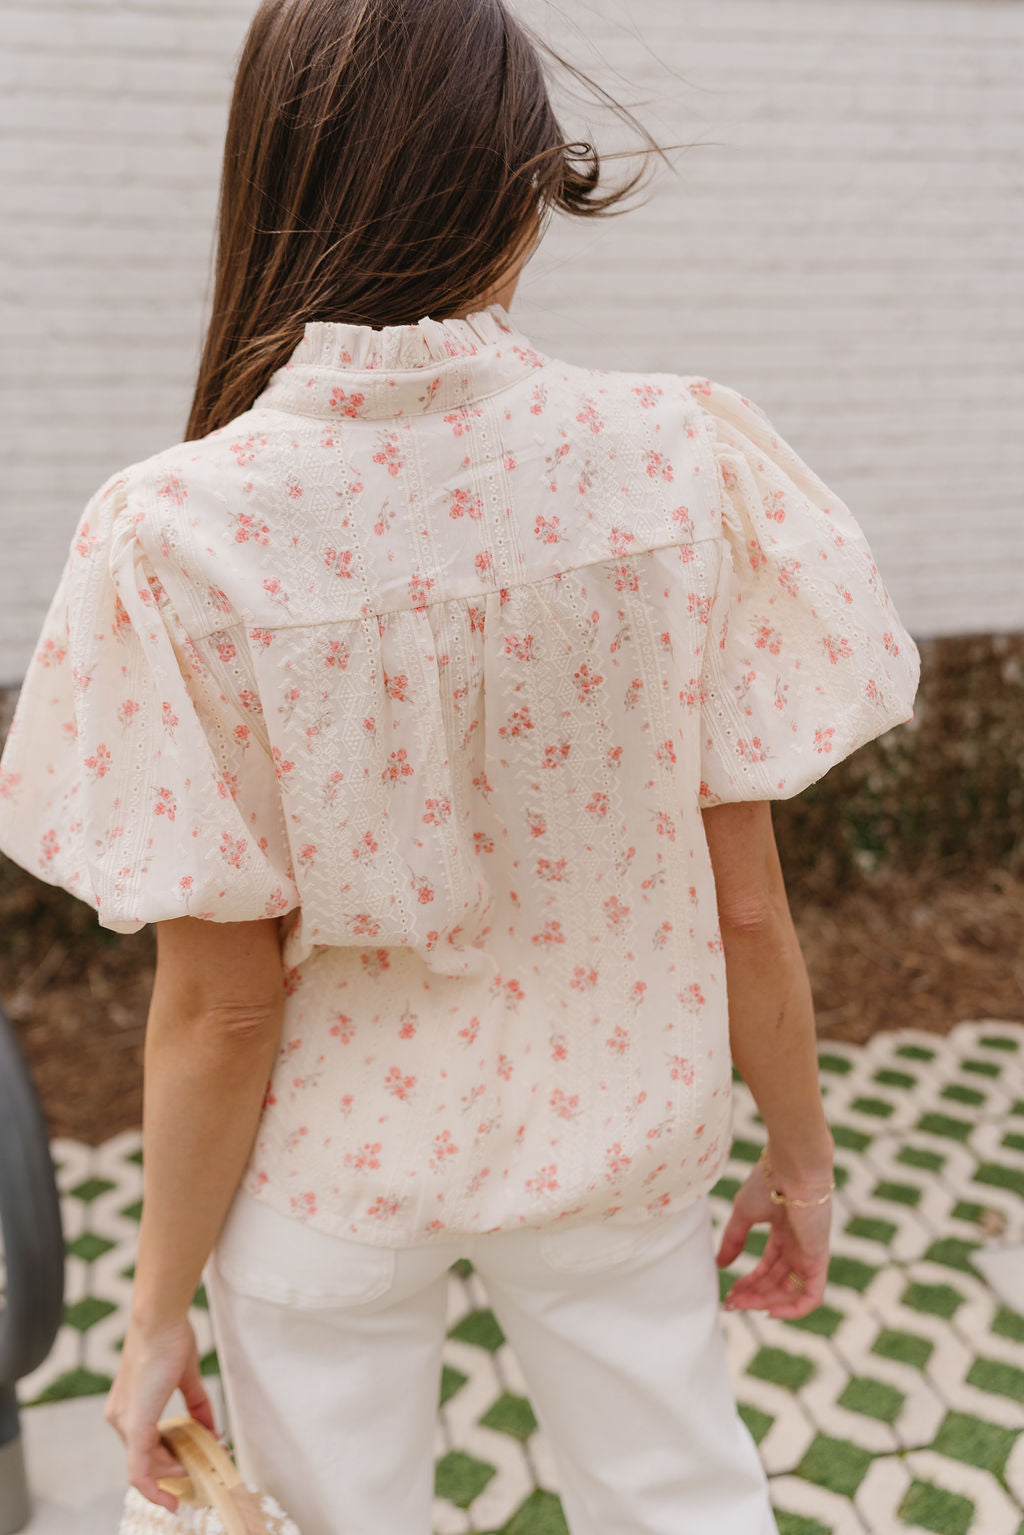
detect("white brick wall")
[2,0,1021,682]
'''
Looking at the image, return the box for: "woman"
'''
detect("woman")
[0,0,920,1530]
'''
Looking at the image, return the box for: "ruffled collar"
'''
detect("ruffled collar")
[256,303,548,421]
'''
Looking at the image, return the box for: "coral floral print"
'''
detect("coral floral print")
[0,304,919,1246]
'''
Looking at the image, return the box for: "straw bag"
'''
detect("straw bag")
[118,1415,302,1535]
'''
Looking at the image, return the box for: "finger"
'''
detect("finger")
[768,1282,823,1319]
[725,1241,788,1300]
[127,1455,181,1513]
[768,1294,817,1320]
[762,1259,827,1316]
[727,1253,798,1311]
[179,1358,217,1435]
[152,1441,189,1479]
[715,1206,753,1268]
[767,1266,829,1319]
[724,1227,786,1294]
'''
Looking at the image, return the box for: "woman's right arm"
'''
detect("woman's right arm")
[702,800,835,1316]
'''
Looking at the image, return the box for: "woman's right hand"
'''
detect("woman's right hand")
[714,1155,833,1320]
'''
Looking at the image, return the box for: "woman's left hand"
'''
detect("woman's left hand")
[104,1314,219,1509]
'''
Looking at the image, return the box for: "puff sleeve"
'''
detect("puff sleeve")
[0,470,300,932]
[689,379,921,805]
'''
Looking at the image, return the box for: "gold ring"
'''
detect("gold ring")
[785,1271,806,1291]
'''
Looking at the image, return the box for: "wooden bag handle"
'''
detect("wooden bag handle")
[155,1415,275,1535]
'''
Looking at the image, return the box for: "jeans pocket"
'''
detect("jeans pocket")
[537,1214,668,1275]
[211,1187,396,1308]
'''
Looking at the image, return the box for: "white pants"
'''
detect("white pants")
[203,1188,778,1535]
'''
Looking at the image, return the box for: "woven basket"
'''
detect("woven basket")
[117,1416,302,1535]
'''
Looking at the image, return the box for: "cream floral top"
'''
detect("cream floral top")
[0,304,920,1246]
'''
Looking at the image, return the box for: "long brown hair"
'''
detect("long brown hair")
[185,0,674,441]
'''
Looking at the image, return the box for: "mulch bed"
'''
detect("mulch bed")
[2,860,1020,1146]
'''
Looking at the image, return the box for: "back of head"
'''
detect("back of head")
[187,0,664,439]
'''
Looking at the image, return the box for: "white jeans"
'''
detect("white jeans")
[203,1188,778,1535]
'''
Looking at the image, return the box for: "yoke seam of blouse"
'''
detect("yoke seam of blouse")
[185,529,729,644]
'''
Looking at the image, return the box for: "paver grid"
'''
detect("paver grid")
[7,1019,1024,1534]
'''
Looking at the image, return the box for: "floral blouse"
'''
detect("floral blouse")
[0,304,920,1246]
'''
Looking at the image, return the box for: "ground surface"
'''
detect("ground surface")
[11,1020,1024,1535]
[1,864,1020,1144]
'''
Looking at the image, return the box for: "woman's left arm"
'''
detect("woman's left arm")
[105,914,286,1508]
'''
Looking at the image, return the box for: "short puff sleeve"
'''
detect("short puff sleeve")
[690,379,921,805]
[0,470,300,932]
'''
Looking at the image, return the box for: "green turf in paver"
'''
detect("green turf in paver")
[846,1215,899,1245]
[962,1058,1001,1077]
[941,1084,986,1107]
[831,1124,872,1152]
[439,1363,468,1406]
[896,1044,937,1062]
[786,1303,844,1339]
[897,1146,946,1172]
[980,1033,1019,1051]
[192,1282,208,1310]
[916,1112,972,1142]
[448,1307,505,1352]
[479,1392,538,1442]
[64,1296,117,1332]
[199,1348,219,1377]
[1012,1100,1024,1118]
[502,1489,570,1535]
[901,1281,964,1319]
[827,1255,878,1291]
[875,1069,917,1090]
[923,1238,980,1274]
[837,1375,905,1423]
[898,1479,974,1535]
[434,1449,496,1509]
[718,1269,736,1302]
[833,1162,850,1190]
[746,1346,816,1391]
[932,1410,1021,1478]
[817,1052,854,1074]
[449,1257,473,1279]
[745,1229,768,1257]
[1002,1131,1024,1152]
[68,1176,116,1203]
[730,1138,762,1164]
[974,1161,1024,1199]
[737,1402,774,1445]
[873,1179,922,1206]
[795,1432,874,1497]
[952,1200,988,1224]
[120,1198,144,1222]
[965,1356,1024,1403]
[773,1513,831,1535]
[121,1263,135,1281]
[65,1232,116,1262]
[125,1147,144,1165]
[29,1367,113,1404]
[712,1176,742,1200]
[850,1095,895,1118]
[872,1327,934,1370]
[992,1305,1024,1344]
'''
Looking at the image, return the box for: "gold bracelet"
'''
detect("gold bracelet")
[758,1147,836,1208]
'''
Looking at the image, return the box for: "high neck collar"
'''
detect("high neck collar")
[255,303,549,421]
